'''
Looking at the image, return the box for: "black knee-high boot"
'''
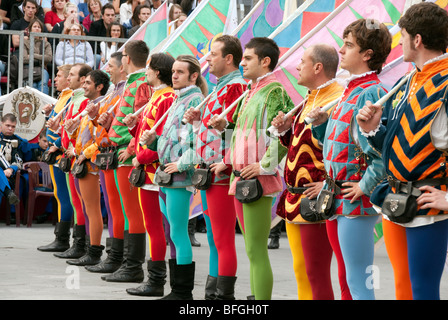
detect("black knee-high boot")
[126,259,166,296]
[85,237,124,273]
[37,221,71,252]
[53,224,86,259]
[216,275,237,300]
[160,261,195,300]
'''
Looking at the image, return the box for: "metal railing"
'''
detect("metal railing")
[0,30,127,97]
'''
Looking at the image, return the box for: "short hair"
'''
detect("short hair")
[124,40,150,68]
[309,44,339,79]
[110,52,123,67]
[176,55,208,96]
[102,3,115,15]
[148,53,175,86]
[86,70,110,96]
[399,2,448,53]
[57,64,73,77]
[343,19,392,74]
[1,113,17,123]
[244,37,280,71]
[214,35,243,68]
[73,63,92,79]
[23,0,38,9]
[87,0,102,14]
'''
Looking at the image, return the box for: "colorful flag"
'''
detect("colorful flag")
[156,0,238,60]
[273,0,408,105]
[127,1,169,51]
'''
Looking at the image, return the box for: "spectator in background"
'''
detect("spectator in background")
[10,0,46,50]
[88,3,115,54]
[180,0,199,16]
[127,4,151,37]
[169,3,182,22]
[10,0,45,25]
[51,2,84,49]
[82,0,102,32]
[119,0,141,27]
[174,12,186,29]
[149,0,163,15]
[0,0,24,28]
[23,18,52,94]
[100,22,125,65]
[55,23,94,67]
[44,0,67,32]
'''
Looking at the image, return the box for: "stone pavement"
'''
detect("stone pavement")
[0,223,447,302]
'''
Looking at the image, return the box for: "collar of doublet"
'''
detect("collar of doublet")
[175,85,197,97]
[126,68,146,80]
[344,70,377,86]
[217,70,242,86]
[422,52,448,69]
[72,88,84,95]
[152,84,168,91]
[316,78,339,90]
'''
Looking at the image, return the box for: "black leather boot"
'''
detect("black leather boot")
[126,259,166,296]
[188,218,201,247]
[66,244,104,266]
[102,233,145,283]
[160,262,195,300]
[216,275,237,300]
[37,221,71,252]
[204,275,217,300]
[85,238,123,273]
[54,224,86,259]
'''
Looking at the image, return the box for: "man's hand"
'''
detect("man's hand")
[46,118,60,131]
[183,107,201,125]
[164,162,179,174]
[271,111,293,133]
[356,101,383,133]
[417,186,448,211]
[64,118,80,133]
[123,114,138,128]
[77,153,86,164]
[48,145,59,154]
[97,112,113,129]
[42,103,53,116]
[118,149,131,163]
[303,181,323,200]
[210,162,228,178]
[341,182,364,203]
[65,147,75,158]
[85,102,100,119]
[240,163,260,180]
[139,130,156,146]
[132,157,140,168]
[207,115,227,132]
[306,107,328,126]
[4,168,13,178]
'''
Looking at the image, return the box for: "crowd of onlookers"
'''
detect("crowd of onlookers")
[0,0,198,94]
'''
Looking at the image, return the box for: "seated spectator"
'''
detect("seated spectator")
[174,12,186,29]
[75,0,108,22]
[0,0,23,28]
[88,3,115,55]
[55,22,94,67]
[44,0,67,32]
[180,0,198,16]
[100,21,124,66]
[23,18,52,94]
[10,0,46,50]
[10,0,45,25]
[168,3,182,34]
[50,2,85,47]
[82,0,102,32]
[119,0,141,26]
[126,4,150,37]
[149,0,163,15]
[30,130,49,161]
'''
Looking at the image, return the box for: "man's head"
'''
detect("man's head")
[122,40,150,73]
[106,52,126,84]
[138,5,151,23]
[38,131,49,150]
[173,55,208,95]
[23,0,38,21]
[241,37,280,81]
[1,114,17,136]
[297,44,339,90]
[83,70,110,100]
[152,0,162,9]
[146,53,175,87]
[55,64,72,91]
[206,35,242,78]
[340,19,392,75]
[398,2,448,62]
[67,63,92,90]
[102,3,116,27]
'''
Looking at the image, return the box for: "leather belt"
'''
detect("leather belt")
[387,176,448,197]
